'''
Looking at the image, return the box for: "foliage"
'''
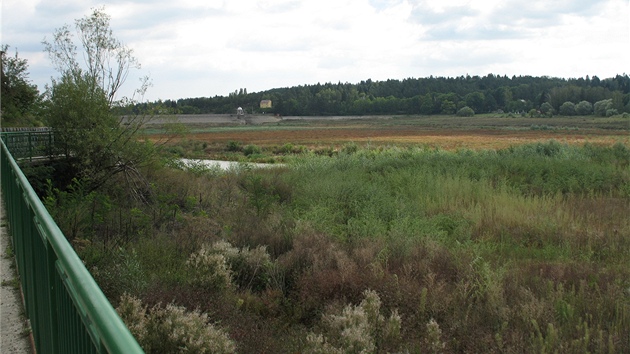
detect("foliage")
[116,293,236,353]
[540,102,554,115]
[42,7,145,105]
[306,289,402,354]
[43,178,112,240]
[226,140,242,152]
[60,141,630,353]
[89,247,148,299]
[606,108,619,117]
[559,101,576,116]
[41,7,154,194]
[575,100,593,115]
[456,106,475,117]
[129,74,630,116]
[186,242,234,291]
[242,144,261,156]
[0,45,40,126]
[594,99,613,117]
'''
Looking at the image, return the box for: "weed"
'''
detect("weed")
[242,144,261,156]
[306,289,402,354]
[116,293,236,353]
[20,324,32,337]
[1,277,20,289]
[226,140,242,152]
[4,244,14,259]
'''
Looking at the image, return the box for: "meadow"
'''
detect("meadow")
[152,114,629,160]
[45,115,629,353]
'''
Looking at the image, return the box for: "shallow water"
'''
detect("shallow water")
[180,158,282,170]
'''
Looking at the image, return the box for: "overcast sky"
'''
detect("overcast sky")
[2,0,629,102]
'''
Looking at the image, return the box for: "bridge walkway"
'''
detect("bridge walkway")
[0,190,33,353]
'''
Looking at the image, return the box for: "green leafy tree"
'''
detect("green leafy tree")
[464,92,485,113]
[43,7,147,105]
[611,91,625,113]
[594,99,613,117]
[540,102,554,116]
[575,101,593,115]
[41,7,154,195]
[528,108,539,117]
[0,46,40,126]
[506,99,529,113]
[418,94,436,114]
[440,100,456,115]
[559,101,576,116]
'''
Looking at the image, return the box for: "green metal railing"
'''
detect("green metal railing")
[1,129,56,161]
[0,132,144,353]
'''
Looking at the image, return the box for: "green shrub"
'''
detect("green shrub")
[242,144,262,156]
[594,99,613,116]
[187,240,274,292]
[186,242,233,290]
[457,106,475,117]
[528,109,539,117]
[559,101,576,116]
[116,294,236,353]
[305,289,402,354]
[540,102,554,115]
[606,108,619,117]
[575,101,593,115]
[341,142,359,154]
[275,143,299,154]
[226,140,241,152]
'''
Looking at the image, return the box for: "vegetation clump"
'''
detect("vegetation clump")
[305,289,402,354]
[457,106,475,117]
[116,293,236,354]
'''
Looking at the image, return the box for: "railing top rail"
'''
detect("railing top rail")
[0,139,144,353]
[0,126,52,132]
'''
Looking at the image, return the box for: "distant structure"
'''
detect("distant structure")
[260,100,272,109]
[236,107,244,118]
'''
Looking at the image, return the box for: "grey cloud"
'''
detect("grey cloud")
[407,0,604,41]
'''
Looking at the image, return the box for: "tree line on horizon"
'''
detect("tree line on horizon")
[130,74,630,117]
[2,42,629,124]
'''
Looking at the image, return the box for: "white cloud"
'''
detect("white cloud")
[2,0,628,101]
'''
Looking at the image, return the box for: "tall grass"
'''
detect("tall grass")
[46,140,629,353]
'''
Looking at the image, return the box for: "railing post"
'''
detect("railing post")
[28,132,32,162]
[48,130,54,157]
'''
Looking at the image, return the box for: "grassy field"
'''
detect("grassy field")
[46,115,629,353]
[149,114,629,160]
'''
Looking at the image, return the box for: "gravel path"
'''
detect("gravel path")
[0,192,32,353]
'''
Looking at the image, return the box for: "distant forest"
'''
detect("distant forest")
[126,74,630,117]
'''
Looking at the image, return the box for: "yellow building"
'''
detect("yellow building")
[260,100,272,109]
